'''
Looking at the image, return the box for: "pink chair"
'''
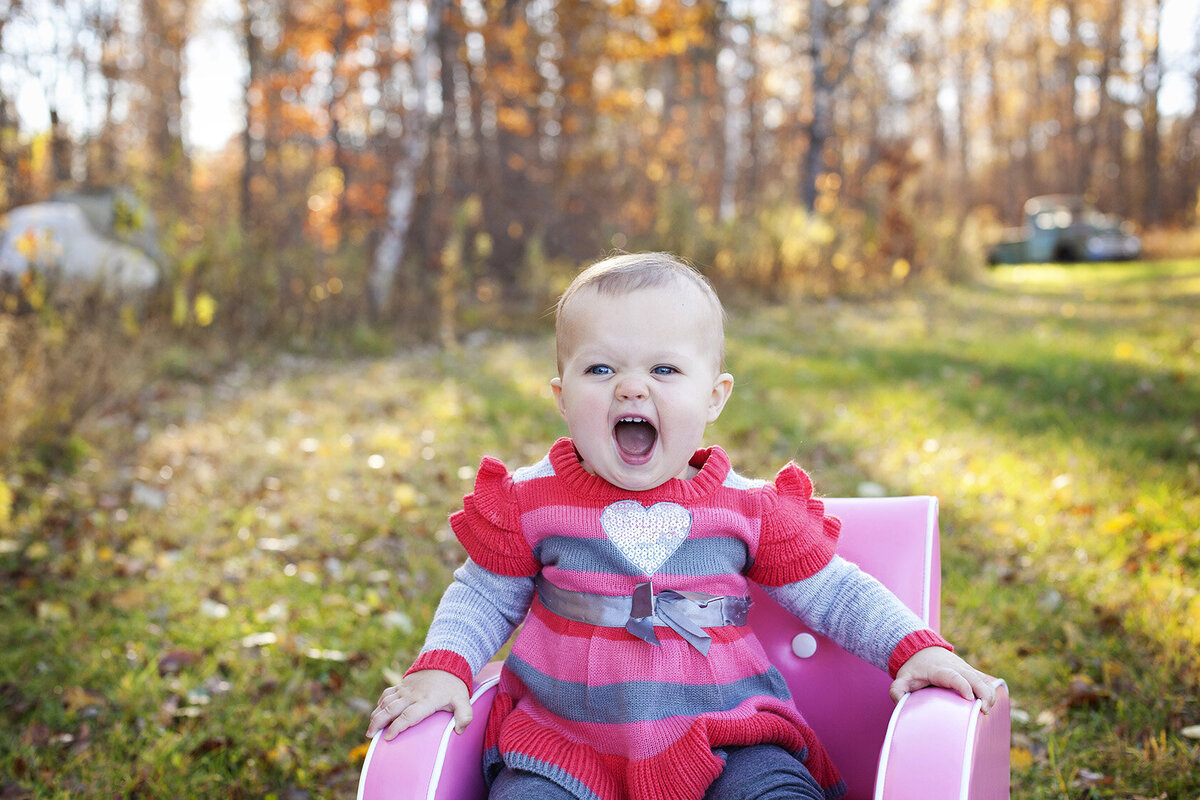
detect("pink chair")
[358,496,1011,800]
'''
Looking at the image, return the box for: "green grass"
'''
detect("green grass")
[2,260,1198,798]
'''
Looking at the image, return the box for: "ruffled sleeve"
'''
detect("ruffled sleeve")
[746,463,842,586]
[449,456,540,577]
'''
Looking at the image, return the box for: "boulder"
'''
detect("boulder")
[0,200,159,298]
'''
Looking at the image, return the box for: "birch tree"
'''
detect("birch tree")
[369,0,447,319]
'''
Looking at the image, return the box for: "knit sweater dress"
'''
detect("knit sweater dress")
[407,438,950,800]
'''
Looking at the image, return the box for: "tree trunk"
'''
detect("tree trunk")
[327,0,350,237]
[1140,0,1163,226]
[1063,0,1082,194]
[369,0,448,320]
[140,0,191,210]
[1084,0,1124,203]
[801,0,831,211]
[240,0,261,229]
[799,0,888,211]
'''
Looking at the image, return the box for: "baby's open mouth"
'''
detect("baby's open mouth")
[614,417,657,459]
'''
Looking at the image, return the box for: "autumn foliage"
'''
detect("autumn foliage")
[1,0,1197,337]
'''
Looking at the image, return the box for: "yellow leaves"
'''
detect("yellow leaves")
[193,292,217,327]
[0,479,11,531]
[15,228,62,271]
[1010,745,1034,769]
[120,304,140,337]
[1102,512,1137,535]
[15,229,39,260]
[393,483,419,509]
[25,541,50,560]
[173,288,218,328]
[349,742,372,763]
[171,286,188,327]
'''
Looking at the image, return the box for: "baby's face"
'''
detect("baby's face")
[551,282,733,492]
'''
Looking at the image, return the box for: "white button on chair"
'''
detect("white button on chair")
[791,632,818,658]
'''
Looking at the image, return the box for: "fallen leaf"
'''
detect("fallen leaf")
[112,587,148,610]
[1010,746,1034,769]
[67,723,92,756]
[61,686,107,715]
[1073,768,1113,789]
[199,598,230,619]
[157,649,200,677]
[0,683,33,716]
[1061,674,1110,709]
[159,694,204,722]
[19,723,51,747]
[191,737,231,757]
[267,741,296,769]
[241,631,277,648]
[348,742,371,762]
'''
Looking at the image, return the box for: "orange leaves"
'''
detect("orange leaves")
[497,107,534,137]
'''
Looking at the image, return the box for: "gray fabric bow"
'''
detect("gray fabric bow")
[533,574,750,657]
[624,582,746,656]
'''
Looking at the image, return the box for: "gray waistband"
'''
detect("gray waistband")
[533,574,751,655]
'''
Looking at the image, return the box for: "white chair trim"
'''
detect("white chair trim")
[357,732,382,800]
[923,496,937,626]
[872,690,911,800]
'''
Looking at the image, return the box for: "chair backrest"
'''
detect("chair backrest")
[749,496,942,800]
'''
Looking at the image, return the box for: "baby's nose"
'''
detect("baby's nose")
[615,377,648,400]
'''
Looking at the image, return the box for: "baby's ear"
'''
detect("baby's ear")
[707,373,735,423]
[550,377,566,418]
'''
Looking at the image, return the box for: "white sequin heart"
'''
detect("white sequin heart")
[600,500,692,576]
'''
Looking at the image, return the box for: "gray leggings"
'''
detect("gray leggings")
[488,744,826,800]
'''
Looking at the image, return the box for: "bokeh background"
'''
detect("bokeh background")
[1,1,1199,798]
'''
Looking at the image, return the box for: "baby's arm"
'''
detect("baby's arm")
[764,556,996,712]
[366,559,534,740]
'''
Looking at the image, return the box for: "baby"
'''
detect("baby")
[367,252,996,800]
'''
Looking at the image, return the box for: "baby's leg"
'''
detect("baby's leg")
[489,767,579,800]
[704,745,825,800]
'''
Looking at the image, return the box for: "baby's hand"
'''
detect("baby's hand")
[365,669,473,740]
[889,646,998,713]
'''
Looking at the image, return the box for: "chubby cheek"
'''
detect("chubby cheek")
[558,389,605,433]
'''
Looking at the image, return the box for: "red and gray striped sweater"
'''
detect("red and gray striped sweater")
[406,438,950,800]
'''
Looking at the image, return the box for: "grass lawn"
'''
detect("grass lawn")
[2,259,1198,798]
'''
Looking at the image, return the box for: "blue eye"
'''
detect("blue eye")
[652,365,677,376]
[586,365,613,376]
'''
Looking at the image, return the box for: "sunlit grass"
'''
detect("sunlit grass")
[1,260,1198,798]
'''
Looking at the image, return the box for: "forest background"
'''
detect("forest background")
[1,0,1200,798]
[3,0,1200,341]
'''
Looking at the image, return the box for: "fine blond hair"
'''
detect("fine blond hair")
[555,252,726,371]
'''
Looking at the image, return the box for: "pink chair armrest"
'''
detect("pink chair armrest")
[874,680,1010,800]
[357,662,502,800]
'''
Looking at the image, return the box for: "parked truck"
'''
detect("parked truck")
[987,194,1141,265]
